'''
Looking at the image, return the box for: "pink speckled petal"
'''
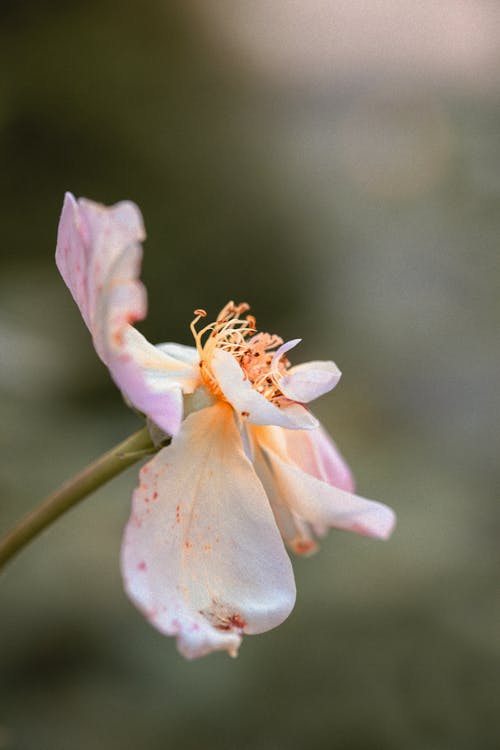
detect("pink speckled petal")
[56,192,146,351]
[278,361,341,403]
[121,402,296,659]
[56,193,196,435]
[256,427,396,541]
[211,348,318,430]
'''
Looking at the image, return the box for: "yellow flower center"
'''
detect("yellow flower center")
[190,301,291,403]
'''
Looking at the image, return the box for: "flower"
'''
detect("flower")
[56,192,396,659]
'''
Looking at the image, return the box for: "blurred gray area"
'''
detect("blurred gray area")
[0,2,499,749]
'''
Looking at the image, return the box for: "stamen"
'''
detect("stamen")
[190,301,292,403]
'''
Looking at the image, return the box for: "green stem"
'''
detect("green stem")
[0,425,159,573]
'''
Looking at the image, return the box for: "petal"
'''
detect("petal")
[121,402,296,659]
[155,342,200,367]
[56,192,146,349]
[257,427,396,541]
[252,442,318,556]
[114,327,202,435]
[271,338,302,374]
[279,361,341,403]
[283,424,355,493]
[271,424,355,539]
[56,193,195,435]
[211,348,318,430]
[123,328,200,395]
[182,384,217,420]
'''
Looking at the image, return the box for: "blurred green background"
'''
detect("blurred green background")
[1,2,499,748]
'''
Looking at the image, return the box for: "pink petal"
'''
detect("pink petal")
[253,443,318,556]
[123,328,200,395]
[279,361,341,403]
[56,192,146,347]
[283,424,355,493]
[121,402,296,659]
[56,193,199,435]
[115,327,201,435]
[211,348,318,430]
[257,427,396,541]
[271,338,302,372]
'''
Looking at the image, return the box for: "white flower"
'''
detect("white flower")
[56,192,396,659]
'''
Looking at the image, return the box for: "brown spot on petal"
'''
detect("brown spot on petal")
[293,539,317,556]
[228,614,247,629]
[112,330,124,346]
[200,600,247,632]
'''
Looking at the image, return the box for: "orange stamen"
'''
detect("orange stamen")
[190,301,292,403]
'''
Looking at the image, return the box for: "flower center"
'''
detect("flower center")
[190,301,291,402]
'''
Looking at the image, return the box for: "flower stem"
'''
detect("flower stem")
[0,425,160,573]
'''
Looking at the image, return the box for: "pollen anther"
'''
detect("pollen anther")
[190,301,292,403]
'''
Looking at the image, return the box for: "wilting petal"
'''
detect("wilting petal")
[253,444,318,556]
[283,425,355,493]
[256,427,396,541]
[278,424,355,538]
[56,192,145,351]
[56,193,194,435]
[121,402,296,659]
[212,348,318,429]
[279,361,341,403]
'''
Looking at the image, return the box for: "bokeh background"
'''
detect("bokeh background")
[1,2,499,748]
